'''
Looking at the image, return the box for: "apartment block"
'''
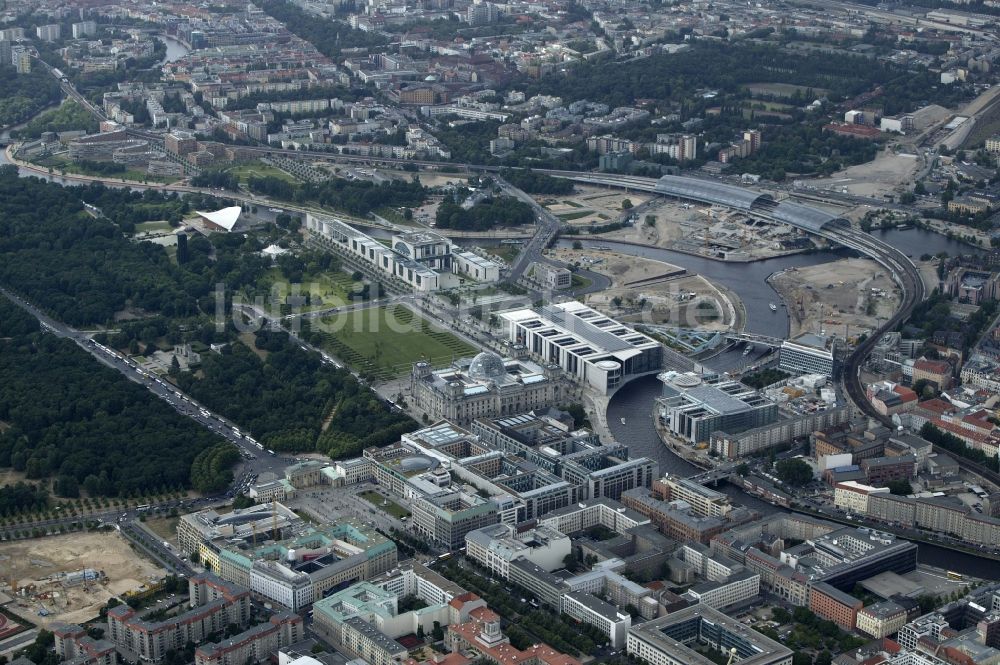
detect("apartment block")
[195,613,303,665]
[108,575,251,662]
[809,581,862,630]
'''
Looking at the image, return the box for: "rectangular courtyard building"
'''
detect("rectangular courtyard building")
[411,353,564,426]
[657,372,778,444]
[627,605,793,665]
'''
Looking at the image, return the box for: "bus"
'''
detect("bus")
[947,571,963,581]
[136,504,150,512]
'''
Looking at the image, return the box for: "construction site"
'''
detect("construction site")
[596,197,824,261]
[768,257,902,340]
[0,532,165,628]
[551,247,738,330]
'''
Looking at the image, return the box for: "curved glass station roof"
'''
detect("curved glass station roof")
[653,175,848,232]
[770,200,850,233]
[654,175,772,211]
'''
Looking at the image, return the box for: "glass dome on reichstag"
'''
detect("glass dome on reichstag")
[468,351,506,382]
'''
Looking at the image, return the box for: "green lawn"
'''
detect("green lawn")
[557,210,596,221]
[571,273,592,289]
[488,244,521,263]
[312,304,477,380]
[743,82,829,98]
[135,221,173,233]
[226,161,300,184]
[359,490,410,518]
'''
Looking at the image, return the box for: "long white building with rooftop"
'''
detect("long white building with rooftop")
[498,301,663,393]
[306,213,499,291]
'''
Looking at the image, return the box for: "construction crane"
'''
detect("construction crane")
[726,647,738,665]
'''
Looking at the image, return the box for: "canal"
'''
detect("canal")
[160,34,190,63]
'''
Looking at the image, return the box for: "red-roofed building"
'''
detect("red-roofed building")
[448,593,488,625]
[913,359,953,390]
[931,418,1000,457]
[961,410,996,437]
[867,382,918,417]
[823,123,882,139]
[446,607,581,665]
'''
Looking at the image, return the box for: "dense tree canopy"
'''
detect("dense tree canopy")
[774,458,814,486]
[0,322,228,499]
[175,331,416,458]
[523,41,964,112]
[258,0,389,55]
[247,175,426,216]
[435,195,534,230]
[501,169,575,195]
[0,173,288,326]
[13,100,98,139]
[0,66,62,127]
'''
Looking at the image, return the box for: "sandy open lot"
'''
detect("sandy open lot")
[796,150,920,198]
[0,532,164,628]
[770,257,900,339]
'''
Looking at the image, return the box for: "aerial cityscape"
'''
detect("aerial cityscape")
[5,3,1000,665]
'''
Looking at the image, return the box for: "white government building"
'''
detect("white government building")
[498,301,663,394]
[306,213,500,291]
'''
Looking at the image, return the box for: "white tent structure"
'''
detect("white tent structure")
[196,206,242,232]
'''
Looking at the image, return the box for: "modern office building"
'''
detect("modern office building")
[410,353,564,426]
[307,214,499,291]
[653,475,733,518]
[621,489,733,544]
[177,502,304,559]
[780,333,837,377]
[562,591,632,649]
[498,302,663,394]
[627,605,794,665]
[898,613,949,650]
[657,372,778,444]
[682,569,760,610]
[313,582,446,648]
[808,581,863,630]
[710,406,850,459]
[465,523,570,579]
[411,489,498,550]
[471,411,657,503]
[537,497,651,535]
